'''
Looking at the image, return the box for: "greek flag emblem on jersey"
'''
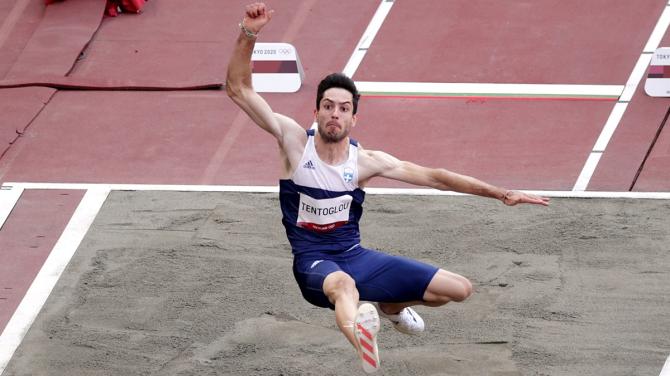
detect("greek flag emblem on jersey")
[343,167,354,183]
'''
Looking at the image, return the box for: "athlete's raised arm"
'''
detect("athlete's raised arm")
[226,3,306,176]
[226,4,280,135]
[358,148,549,206]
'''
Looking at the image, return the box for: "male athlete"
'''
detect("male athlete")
[226,3,550,373]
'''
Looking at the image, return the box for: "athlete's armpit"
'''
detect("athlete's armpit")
[273,113,308,177]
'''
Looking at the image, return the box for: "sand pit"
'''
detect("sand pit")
[4,191,669,375]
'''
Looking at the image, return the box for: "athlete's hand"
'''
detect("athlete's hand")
[502,190,550,206]
[242,2,274,35]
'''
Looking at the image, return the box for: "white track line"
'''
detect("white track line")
[355,81,623,98]
[2,182,670,199]
[645,2,670,53]
[0,188,110,375]
[2,182,282,192]
[660,354,670,376]
[314,0,394,129]
[593,102,629,152]
[573,3,670,191]
[573,153,604,192]
[0,185,23,230]
[342,0,394,78]
[619,53,655,103]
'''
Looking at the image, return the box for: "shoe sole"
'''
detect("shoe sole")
[354,303,381,373]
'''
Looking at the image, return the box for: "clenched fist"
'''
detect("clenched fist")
[242,2,274,35]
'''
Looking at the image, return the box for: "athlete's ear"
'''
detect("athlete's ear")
[313,108,318,120]
[352,113,357,127]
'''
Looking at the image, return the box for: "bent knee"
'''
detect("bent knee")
[424,271,473,303]
[452,278,473,302]
[323,272,357,301]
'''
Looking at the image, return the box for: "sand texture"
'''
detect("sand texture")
[4,191,669,375]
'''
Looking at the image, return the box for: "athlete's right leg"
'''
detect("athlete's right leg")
[293,257,381,372]
[322,271,360,348]
[292,260,363,346]
[323,271,381,373]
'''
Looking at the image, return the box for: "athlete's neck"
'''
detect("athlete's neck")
[314,133,349,166]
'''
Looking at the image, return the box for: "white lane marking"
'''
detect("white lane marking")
[342,0,395,78]
[3,182,670,199]
[313,0,394,130]
[0,188,110,375]
[3,182,282,192]
[660,354,670,376]
[619,53,654,102]
[573,152,603,192]
[644,4,670,53]
[355,81,623,98]
[573,3,670,191]
[0,185,23,230]
[593,102,629,152]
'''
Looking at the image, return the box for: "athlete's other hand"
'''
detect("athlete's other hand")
[502,190,550,206]
[243,2,274,34]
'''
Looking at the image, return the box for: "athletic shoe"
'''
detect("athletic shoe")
[377,304,425,335]
[354,303,381,373]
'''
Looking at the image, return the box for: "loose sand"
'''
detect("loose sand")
[4,191,669,375]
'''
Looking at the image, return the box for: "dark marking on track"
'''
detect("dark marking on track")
[629,106,670,190]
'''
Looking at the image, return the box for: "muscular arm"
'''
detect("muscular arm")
[359,149,549,206]
[225,25,282,138]
[225,3,305,176]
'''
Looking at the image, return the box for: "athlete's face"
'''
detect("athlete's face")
[314,88,357,143]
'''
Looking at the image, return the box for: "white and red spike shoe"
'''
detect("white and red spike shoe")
[354,303,381,373]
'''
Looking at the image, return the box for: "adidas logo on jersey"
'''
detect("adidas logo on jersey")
[303,160,315,170]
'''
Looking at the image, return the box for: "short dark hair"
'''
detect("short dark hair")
[316,73,360,114]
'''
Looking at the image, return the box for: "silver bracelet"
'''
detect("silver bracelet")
[239,19,257,39]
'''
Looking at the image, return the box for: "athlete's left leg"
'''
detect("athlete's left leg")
[378,268,473,315]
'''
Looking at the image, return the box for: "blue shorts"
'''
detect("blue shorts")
[292,246,439,309]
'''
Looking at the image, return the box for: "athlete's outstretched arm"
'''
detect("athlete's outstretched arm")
[226,3,284,139]
[226,3,307,177]
[359,149,549,206]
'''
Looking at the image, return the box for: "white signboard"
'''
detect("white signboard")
[251,42,305,93]
[644,47,670,97]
